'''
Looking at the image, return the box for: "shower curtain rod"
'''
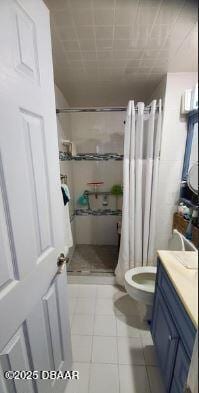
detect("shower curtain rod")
[56,105,161,114]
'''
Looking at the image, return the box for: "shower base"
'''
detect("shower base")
[67,244,118,276]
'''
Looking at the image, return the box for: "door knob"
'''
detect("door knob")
[57,253,67,274]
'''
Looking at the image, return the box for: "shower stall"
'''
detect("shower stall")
[58,107,125,276]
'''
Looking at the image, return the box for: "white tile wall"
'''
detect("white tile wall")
[70,112,125,155]
[149,72,198,251]
[68,112,123,246]
[73,160,123,211]
[75,216,119,245]
[68,111,124,245]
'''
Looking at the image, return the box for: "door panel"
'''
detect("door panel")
[0,162,18,288]
[13,1,40,83]
[26,301,52,393]
[0,325,36,393]
[151,288,179,391]
[0,0,72,391]
[21,109,53,255]
[43,284,64,371]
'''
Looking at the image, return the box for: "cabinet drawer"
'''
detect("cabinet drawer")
[157,261,196,358]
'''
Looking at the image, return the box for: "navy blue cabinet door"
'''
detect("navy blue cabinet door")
[151,288,179,392]
[170,341,190,393]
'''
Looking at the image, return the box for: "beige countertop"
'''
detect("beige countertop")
[157,250,198,328]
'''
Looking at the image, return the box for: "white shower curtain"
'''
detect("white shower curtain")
[115,99,162,286]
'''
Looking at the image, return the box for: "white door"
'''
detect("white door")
[0,1,72,392]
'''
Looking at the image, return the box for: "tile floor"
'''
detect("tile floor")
[68,245,118,274]
[65,284,166,393]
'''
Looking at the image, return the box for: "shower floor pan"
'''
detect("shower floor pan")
[67,244,118,276]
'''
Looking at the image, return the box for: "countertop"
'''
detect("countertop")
[157,250,198,328]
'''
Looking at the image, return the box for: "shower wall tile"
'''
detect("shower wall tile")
[70,112,125,155]
[73,160,123,212]
[75,209,122,216]
[157,160,183,206]
[68,111,125,245]
[59,152,123,160]
[164,72,198,111]
[75,216,119,245]
[156,203,177,248]
[160,109,187,162]
[55,86,127,248]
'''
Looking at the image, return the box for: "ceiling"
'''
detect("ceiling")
[45,0,198,106]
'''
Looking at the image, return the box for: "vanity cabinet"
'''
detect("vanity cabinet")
[151,259,197,393]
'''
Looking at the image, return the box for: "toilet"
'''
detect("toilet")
[124,229,197,320]
[125,266,157,307]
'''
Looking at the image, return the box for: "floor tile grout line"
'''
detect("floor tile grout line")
[88,290,97,393]
[67,284,164,391]
[145,365,153,393]
[117,315,125,391]
[116,320,121,393]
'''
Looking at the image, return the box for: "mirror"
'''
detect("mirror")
[182,110,198,181]
[189,123,198,171]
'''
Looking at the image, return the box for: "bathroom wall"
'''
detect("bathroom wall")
[70,112,125,245]
[148,75,167,105]
[150,72,198,250]
[54,85,76,256]
[70,112,125,155]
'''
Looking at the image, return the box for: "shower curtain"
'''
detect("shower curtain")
[115,99,162,286]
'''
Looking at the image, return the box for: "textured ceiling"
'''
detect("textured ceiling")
[45,0,198,106]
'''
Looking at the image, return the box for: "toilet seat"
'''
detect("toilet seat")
[125,267,157,306]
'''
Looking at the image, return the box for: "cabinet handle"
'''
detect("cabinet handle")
[168,335,178,341]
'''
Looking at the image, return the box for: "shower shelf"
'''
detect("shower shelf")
[84,190,112,196]
[59,152,123,161]
[75,208,122,216]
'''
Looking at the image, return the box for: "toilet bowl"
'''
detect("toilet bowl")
[124,229,197,319]
[125,266,157,306]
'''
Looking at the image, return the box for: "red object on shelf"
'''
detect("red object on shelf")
[87,182,104,198]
